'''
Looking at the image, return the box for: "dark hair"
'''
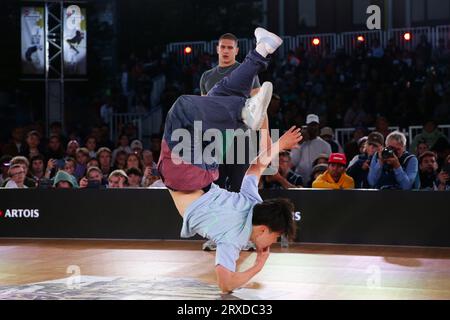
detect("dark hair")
[218,33,238,45]
[30,154,45,163]
[27,130,41,139]
[65,157,77,165]
[418,151,437,164]
[252,198,296,240]
[126,167,143,177]
[85,135,97,144]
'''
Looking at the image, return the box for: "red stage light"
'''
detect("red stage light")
[403,32,412,41]
[357,35,365,42]
[184,46,192,54]
[312,38,320,46]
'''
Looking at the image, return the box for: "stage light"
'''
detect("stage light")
[403,32,412,41]
[312,38,320,46]
[357,35,365,42]
[184,46,192,54]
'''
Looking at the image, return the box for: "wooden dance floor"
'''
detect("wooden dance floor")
[0,239,449,299]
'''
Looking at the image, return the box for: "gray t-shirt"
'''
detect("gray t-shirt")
[200,62,261,96]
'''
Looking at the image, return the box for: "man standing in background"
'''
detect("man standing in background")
[199,32,261,252]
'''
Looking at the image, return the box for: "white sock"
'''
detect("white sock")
[255,43,269,58]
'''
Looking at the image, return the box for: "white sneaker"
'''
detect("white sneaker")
[254,27,283,54]
[242,82,273,130]
[202,239,217,251]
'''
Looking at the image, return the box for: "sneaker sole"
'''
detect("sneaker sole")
[254,82,273,130]
[255,27,283,50]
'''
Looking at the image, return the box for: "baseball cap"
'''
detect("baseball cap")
[130,140,143,150]
[367,131,384,146]
[313,153,329,166]
[306,114,319,125]
[312,163,328,176]
[328,153,347,165]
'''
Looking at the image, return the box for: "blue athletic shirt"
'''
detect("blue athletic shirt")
[181,174,262,272]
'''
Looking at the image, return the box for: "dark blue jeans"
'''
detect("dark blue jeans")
[158,50,270,191]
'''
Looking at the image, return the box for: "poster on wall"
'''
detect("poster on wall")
[64,5,87,75]
[21,7,45,74]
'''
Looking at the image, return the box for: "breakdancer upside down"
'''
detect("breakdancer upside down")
[157,27,303,293]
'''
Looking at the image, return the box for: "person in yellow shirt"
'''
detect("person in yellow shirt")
[312,153,355,189]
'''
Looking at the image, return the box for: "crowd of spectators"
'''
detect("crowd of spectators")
[1,33,450,191]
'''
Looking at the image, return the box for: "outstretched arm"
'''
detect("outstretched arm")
[246,125,302,182]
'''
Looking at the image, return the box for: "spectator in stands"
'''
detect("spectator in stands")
[150,134,162,161]
[79,166,106,188]
[418,151,439,190]
[312,153,355,189]
[74,147,89,179]
[344,99,367,128]
[96,147,112,177]
[85,136,97,158]
[100,97,114,124]
[267,94,285,132]
[2,127,24,157]
[1,156,37,188]
[312,154,329,167]
[291,114,331,185]
[130,139,143,158]
[53,170,78,189]
[416,34,432,65]
[0,155,12,185]
[369,38,384,59]
[112,150,128,170]
[344,127,367,162]
[410,120,447,154]
[65,140,80,159]
[126,167,143,188]
[142,150,157,170]
[142,165,160,188]
[63,157,77,177]
[437,155,450,191]
[108,169,128,188]
[4,164,27,189]
[21,130,43,160]
[49,122,66,144]
[111,134,131,164]
[46,135,65,168]
[374,116,391,139]
[308,163,328,188]
[368,131,419,190]
[29,154,46,182]
[415,141,430,157]
[264,151,303,189]
[44,158,60,179]
[347,132,384,189]
[320,127,342,153]
[126,152,143,172]
[87,158,100,169]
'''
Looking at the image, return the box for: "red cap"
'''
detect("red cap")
[328,153,347,165]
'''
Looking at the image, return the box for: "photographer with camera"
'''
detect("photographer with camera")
[368,131,419,190]
[79,166,107,189]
